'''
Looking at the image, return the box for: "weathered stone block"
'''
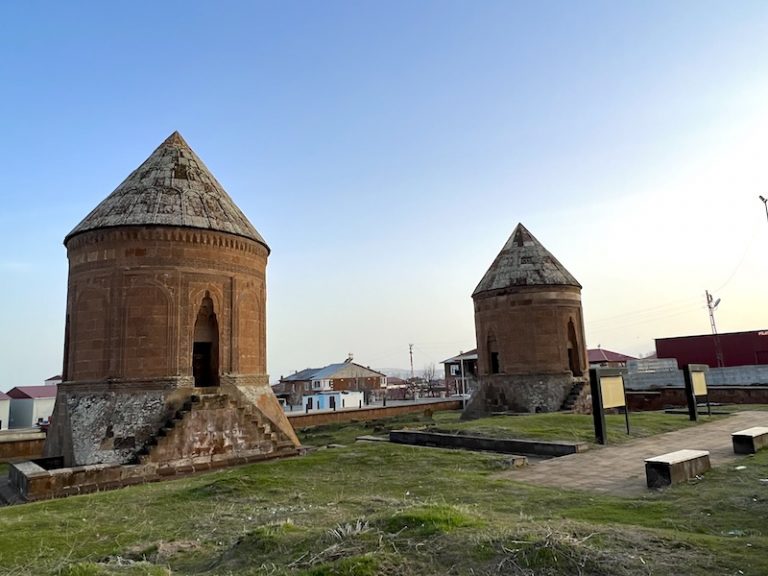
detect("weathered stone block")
[732,427,768,454]
[645,449,710,488]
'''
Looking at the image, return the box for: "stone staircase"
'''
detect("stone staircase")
[560,380,591,413]
[132,391,298,469]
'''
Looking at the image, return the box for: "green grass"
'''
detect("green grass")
[297,408,726,448]
[1,407,766,575]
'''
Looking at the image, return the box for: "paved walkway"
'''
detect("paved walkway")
[502,411,768,497]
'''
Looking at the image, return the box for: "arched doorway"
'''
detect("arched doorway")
[193,292,219,387]
[567,318,583,376]
[487,332,500,374]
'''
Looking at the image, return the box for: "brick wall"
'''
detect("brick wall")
[63,226,268,383]
[0,434,46,462]
[474,285,587,377]
[626,386,768,411]
[287,400,461,427]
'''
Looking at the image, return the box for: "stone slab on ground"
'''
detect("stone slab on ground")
[355,435,389,442]
[732,426,768,454]
[645,449,711,488]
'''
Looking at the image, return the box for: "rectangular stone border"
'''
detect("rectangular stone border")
[8,446,300,502]
[389,429,587,458]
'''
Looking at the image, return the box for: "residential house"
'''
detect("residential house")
[274,368,320,406]
[302,390,365,411]
[7,385,57,429]
[277,358,387,405]
[441,349,478,396]
[385,376,409,400]
[588,347,636,368]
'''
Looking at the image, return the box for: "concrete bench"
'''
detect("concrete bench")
[732,427,768,454]
[645,449,711,489]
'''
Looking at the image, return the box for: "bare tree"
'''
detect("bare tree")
[422,363,437,397]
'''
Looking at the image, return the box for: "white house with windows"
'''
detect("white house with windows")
[7,385,57,428]
[278,357,387,406]
[302,390,365,411]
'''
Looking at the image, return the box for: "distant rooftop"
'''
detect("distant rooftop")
[587,348,637,363]
[7,385,57,399]
[280,361,385,381]
[441,349,478,363]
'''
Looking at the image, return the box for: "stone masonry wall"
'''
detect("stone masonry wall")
[462,373,573,419]
[45,381,191,466]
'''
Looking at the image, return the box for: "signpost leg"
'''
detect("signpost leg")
[682,366,698,422]
[589,368,607,445]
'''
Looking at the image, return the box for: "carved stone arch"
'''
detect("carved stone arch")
[235,286,263,373]
[121,278,173,378]
[192,290,220,387]
[70,284,111,380]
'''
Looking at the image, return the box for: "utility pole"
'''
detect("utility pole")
[459,353,466,410]
[706,290,725,368]
[408,343,414,380]
[760,195,768,223]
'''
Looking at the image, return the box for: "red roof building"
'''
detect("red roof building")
[7,386,58,399]
[656,330,768,368]
[7,385,57,429]
[587,348,636,367]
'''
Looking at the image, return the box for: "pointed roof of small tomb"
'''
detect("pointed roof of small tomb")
[472,223,580,297]
[65,131,267,250]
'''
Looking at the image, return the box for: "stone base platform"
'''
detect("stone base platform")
[7,444,298,503]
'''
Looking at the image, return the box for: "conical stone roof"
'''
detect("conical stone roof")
[65,132,268,249]
[473,223,580,297]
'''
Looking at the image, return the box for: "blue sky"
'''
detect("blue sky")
[2,1,768,389]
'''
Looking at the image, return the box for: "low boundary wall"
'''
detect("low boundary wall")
[389,429,587,457]
[627,386,768,411]
[0,431,46,462]
[8,446,300,503]
[287,400,461,428]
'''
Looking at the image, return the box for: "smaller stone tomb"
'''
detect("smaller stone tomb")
[645,449,710,489]
[732,427,768,455]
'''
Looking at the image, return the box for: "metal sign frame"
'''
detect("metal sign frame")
[589,367,630,445]
[682,364,711,421]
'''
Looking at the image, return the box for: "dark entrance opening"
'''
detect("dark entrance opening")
[193,342,214,387]
[488,333,500,374]
[567,318,583,376]
[193,292,219,387]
